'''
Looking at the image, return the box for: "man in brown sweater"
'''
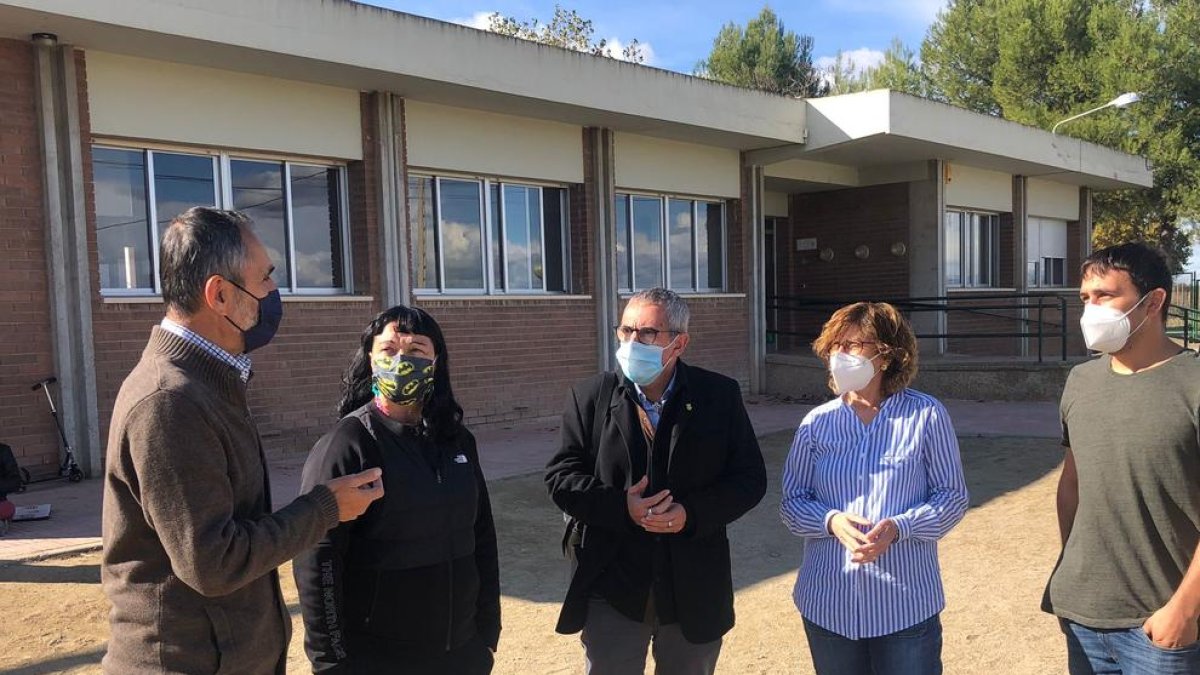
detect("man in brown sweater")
[102,207,384,674]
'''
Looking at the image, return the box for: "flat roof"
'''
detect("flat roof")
[0,0,805,149]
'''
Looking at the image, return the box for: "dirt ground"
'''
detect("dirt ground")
[0,431,1069,674]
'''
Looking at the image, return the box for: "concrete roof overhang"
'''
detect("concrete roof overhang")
[0,0,805,150]
[756,90,1153,193]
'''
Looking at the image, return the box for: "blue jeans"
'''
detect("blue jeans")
[1063,619,1200,674]
[803,614,942,675]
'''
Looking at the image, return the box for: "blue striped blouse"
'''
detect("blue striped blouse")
[780,388,969,639]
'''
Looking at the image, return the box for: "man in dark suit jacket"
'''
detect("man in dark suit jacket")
[546,288,767,674]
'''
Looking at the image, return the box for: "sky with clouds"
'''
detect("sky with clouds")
[360,1,946,73]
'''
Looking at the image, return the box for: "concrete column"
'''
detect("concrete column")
[375,92,409,307]
[588,128,618,372]
[1013,175,1029,356]
[908,160,944,356]
[32,35,101,476]
[746,164,766,394]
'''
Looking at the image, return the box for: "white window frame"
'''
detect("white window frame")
[411,172,572,296]
[616,191,728,293]
[945,209,1000,289]
[93,142,352,296]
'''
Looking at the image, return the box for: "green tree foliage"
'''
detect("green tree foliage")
[826,39,927,97]
[922,0,1200,270]
[696,6,826,97]
[486,5,645,63]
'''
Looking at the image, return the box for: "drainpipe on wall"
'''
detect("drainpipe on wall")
[1013,176,1029,357]
[32,33,102,477]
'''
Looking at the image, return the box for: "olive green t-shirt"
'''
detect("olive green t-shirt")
[1043,350,1200,628]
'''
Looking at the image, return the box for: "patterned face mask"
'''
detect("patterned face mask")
[371,353,436,406]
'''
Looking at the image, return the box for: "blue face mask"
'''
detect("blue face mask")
[224,280,283,354]
[615,338,675,386]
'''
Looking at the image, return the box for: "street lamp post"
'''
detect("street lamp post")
[1051,92,1141,134]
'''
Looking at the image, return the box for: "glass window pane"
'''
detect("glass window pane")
[407,176,438,290]
[944,212,961,287]
[668,199,694,290]
[542,188,566,292]
[632,196,664,290]
[439,179,484,290]
[94,148,152,291]
[503,185,532,291]
[700,202,725,289]
[289,164,344,289]
[490,183,503,290]
[231,160,288,287]
[977,215,993,286]
[528,188,543,289]
[153,152,215,231]
[615,195,630,291]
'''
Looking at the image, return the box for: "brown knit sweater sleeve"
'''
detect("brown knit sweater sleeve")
[121,390,339,598]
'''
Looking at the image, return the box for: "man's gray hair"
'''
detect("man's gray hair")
[629,288,690,333]
[160,207,251,316]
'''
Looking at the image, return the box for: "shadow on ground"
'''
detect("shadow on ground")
[493,430,1065,603]
[0,561,100,584]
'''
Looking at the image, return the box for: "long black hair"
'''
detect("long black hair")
[337,305,464,441]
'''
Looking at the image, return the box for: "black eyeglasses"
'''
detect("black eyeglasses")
[614,325,680,345]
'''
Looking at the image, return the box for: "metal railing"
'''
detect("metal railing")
[1168,304,1200,350]
[766,293,1072,362]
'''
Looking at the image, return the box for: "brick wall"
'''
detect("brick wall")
[683,297,750,388]
[775,183,911,352]
[0,39,61,478]
[414,298,598,424]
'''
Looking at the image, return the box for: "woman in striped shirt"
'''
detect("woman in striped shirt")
[781,301,969,675]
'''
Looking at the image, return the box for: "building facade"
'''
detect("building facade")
[0,0,1151,478]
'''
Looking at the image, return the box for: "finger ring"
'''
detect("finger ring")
[647,508,653,517]
[668,521,673,528]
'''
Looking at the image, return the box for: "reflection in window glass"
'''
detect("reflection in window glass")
[290,164,344,289]
[632,196,663,290]
[945,212,962,287]
[231,160,289,286]
[615,195,630,291]
[408,176,438,289]
[439,179,484,290]
[153,152,215,230]
[94,148,152,291]
[699,202,724,289]
[668,199,694,290]
[503,185,534,290]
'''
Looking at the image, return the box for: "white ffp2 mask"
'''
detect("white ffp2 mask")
[1079,293,1151,354]
[829,351,881,395]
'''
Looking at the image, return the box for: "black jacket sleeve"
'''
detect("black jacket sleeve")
[677,380,767,540]
[544,376,630,533]
[465,431,502,650]
[0,444,20,497]
[293,419,375,674]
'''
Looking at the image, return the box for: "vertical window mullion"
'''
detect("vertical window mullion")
[145,151,161,294]
[434,177,447,292]
[283,163,297,293]
[661,197,669,290]
[499,182,509,293]
[483,180,495,293]
[536,186,547,292]
[339,166,352,294]
[628,195,637,291]
[692,201,701,292]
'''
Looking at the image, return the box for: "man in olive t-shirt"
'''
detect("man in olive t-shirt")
[1044,243,1200,674]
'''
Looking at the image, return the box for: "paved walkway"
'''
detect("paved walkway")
[0,397,1059,563]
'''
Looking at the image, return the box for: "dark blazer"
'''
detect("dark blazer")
[545,360,766,644]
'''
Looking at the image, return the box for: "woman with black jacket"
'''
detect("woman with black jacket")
[294,305,500,674]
